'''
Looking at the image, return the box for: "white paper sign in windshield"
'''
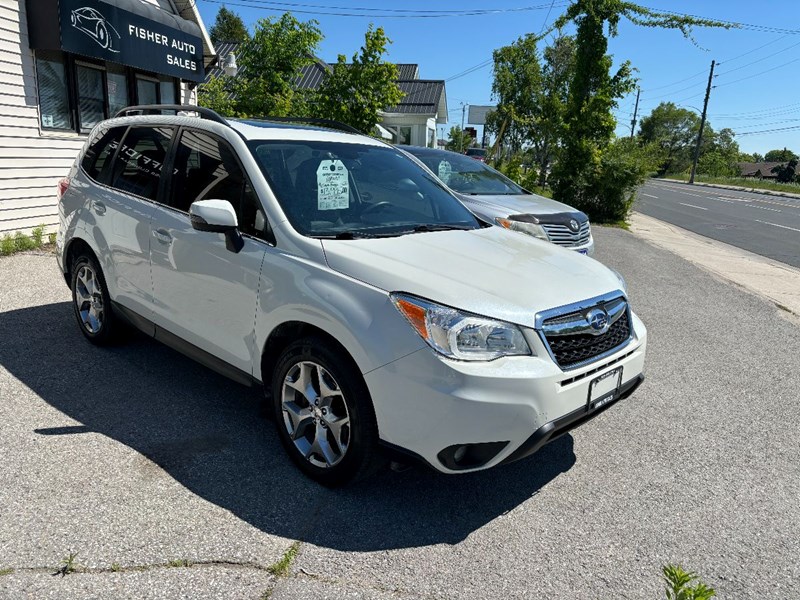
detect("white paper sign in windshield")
[437,160,452,185]
[317,160,349,210]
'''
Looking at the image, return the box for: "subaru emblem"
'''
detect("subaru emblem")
[586,308,609,334]
[569,219,580,232]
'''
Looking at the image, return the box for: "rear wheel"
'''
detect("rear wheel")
[70,254,120,345]
[271,337,382,486]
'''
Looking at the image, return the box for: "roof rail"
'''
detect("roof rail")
[241,116,362,135]
[113,105,228,126]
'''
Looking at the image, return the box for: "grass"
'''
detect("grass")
[663,173,800,195]
[167,559,192,568]
[267,542,300,577]
[0,568,13,577]
[57,551,80,576]
[0,225,52,257]
[110,562,121,572]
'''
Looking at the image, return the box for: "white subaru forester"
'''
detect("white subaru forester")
[56,105,647,486]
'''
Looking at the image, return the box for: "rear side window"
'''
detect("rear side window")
[81,126,126,184]
[171,129,264,237]
[110,126,174,201]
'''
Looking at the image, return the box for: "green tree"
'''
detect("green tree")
[445,126,474,152]
[313,25,404,134]
[196,74,238,116]
[764,148,798,162]
[490,34,542,153]
[697,127,739,177]
[638,102,702,175]
[546,0,726,222]
[771,159,798,183]
[209,6,250,45]
[235,13,323,117]
[751,152,764,162]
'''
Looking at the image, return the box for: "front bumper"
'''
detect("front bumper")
[366,312,646,473]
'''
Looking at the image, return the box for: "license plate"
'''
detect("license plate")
[587,367,623,410]
[577,249,588,255]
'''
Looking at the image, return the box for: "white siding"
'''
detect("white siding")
[0,0,83,235]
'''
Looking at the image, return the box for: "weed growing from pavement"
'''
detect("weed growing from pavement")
[267,542,300,577]
[110,563,121,572]
[663,564,716,599]
[57,551,80,576]
[0,568,13,576]
[167,559,192,568]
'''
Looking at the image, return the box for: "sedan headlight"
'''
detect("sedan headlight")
[391,293,531,361]
[495,217,549,242]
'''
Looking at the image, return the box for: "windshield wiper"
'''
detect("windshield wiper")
[409,224,474,233]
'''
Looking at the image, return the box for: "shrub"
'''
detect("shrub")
[31,225,44,248]
[0,234,14,256]
[663,564,716,600]
[13,232,36,252]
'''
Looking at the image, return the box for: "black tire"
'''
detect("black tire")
[70,253,120,346]
[271,337,382,486]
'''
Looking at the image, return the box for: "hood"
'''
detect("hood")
[456,192,582,221]
[321,226,622,328]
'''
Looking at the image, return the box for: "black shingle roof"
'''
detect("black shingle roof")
[386,80,445,114]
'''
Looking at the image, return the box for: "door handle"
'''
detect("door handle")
[152,228,172,245]
[92,200,106,215]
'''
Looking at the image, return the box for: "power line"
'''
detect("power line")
[639,68,707,93]
[714,56,800,87]
[197,0,569,18]
[715,38,800,77]
[737,124,800,136]
[718,35,788,65]
[641,6,800,36]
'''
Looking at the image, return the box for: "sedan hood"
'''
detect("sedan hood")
[321,227,621,328]
[455,192,580,219]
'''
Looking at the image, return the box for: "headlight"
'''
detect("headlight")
[495,217,549,242]
[611,269,628,295]
[391,293,532,361]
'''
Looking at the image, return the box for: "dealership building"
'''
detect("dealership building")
[0,0,215,235]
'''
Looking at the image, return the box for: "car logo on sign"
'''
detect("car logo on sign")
[569,219,580,232]
[71,7,121,53]
[586,308,609,334]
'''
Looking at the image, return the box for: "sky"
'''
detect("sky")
[194,1,800,156]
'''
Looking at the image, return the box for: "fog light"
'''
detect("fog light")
[453,445,468,463]
[437,441,509,470]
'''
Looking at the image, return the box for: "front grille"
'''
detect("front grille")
[541,222,591,247]
[543,310,631,369]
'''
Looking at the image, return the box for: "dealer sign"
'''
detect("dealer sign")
[58,0,204,81]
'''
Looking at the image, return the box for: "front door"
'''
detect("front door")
[149,128,269,375]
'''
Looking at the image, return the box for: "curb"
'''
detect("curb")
[659,178,800,201]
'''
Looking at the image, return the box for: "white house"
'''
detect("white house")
[0,0,215,236]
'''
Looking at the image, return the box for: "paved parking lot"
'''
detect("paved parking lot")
[1,226,799,599]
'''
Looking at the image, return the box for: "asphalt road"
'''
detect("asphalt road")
[636,180,800,268]
[1,229,799,599]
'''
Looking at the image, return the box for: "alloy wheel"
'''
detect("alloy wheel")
[74,264,104,334]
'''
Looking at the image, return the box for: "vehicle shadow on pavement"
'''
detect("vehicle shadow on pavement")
[0,302,576,552]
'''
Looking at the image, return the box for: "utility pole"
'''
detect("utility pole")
[460,103,467,152]
[629,87,641,139]
[689,60,715,185]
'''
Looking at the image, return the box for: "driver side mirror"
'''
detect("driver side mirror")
[190,199,244,253]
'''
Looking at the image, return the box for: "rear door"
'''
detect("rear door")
[80,125,175,321]
[149,127,269,375]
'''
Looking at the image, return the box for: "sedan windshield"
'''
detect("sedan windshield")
[248,141,480,238]
[407,149,526,196]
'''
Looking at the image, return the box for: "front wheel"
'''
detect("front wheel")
[271,337,382,486]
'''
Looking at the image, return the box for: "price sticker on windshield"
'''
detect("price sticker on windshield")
[437,160,452,184]
[317,160,349,210]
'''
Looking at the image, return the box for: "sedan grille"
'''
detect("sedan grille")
[541,222,591,248]
[539,296,632,369]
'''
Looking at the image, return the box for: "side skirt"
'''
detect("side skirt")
[112,302,258,388]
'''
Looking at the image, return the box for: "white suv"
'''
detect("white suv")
[56,105,647,486]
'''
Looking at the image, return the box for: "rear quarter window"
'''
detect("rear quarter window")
[81,126,126,184]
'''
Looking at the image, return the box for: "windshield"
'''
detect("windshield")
[408,149,526,196]
[248,141,480,238]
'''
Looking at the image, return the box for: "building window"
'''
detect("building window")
[398,126,412,145]
[106,64,129,117]
[76,63,105,132]
[35,52,73,130]
[159,77,176,104]
[136,76,159,105]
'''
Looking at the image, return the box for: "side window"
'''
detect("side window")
[110,127,174,201]
[171,129,265,238]
[81,126,126,184]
